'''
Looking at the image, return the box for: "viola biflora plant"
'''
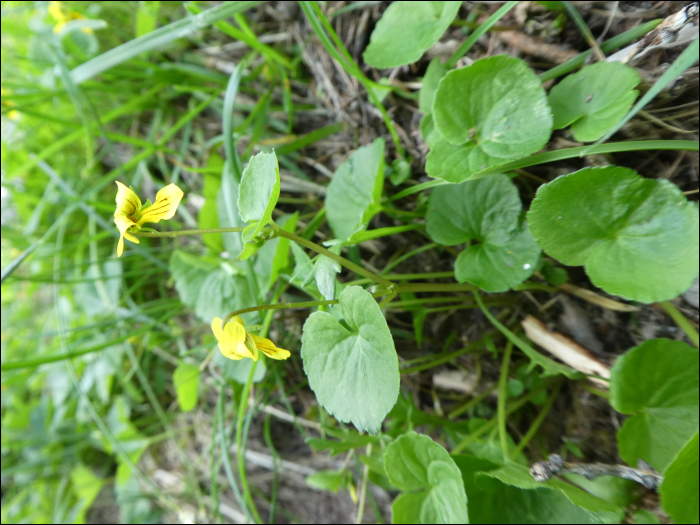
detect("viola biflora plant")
[96,3,697,524]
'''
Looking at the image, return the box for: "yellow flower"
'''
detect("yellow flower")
[211,316,291,361]
[48,1,93,34]
[114,181,183,257]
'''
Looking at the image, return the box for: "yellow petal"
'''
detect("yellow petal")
[245,333,260,362]
[252,334,291,360]
[137,184,183,225]
[114,214,140,257]
[221,320,254,360]
[211,317,224,342]
[115,181,141,217]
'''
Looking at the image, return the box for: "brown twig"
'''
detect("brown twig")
[530,454,663,491]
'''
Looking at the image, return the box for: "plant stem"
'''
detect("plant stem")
[400,338,486,375]
[356,443,371,524]
[513,380,562,457]
[135,227,245,237]
[497,341,514,461]
[275,229,395,288]
[452,386,547,454]
[135,226,394,288]
[659,300,699,348]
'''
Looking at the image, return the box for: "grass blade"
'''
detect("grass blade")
[70,2,262,84]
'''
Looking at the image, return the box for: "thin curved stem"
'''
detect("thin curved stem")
[135,226,394,288]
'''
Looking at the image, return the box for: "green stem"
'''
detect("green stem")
[452,386,547,454]
[447,1,519,68]
[356,443,371,524]
[513,380,562,457]
[401,338,486,375]
[222,290,395,327]
[659,301,699,348]
[275,229,394,288]
[236,358,262,523]
[135,226,394,289]
[497,341,514,461]
[396,283,478,293]
[448,383,499,420]
[389,140,699,202]
[381,243,439,275]
[135,227,245,237]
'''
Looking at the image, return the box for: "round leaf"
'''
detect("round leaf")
[548,61,640,142]
[528,166,699,303]
[610,339,699,472]
[301,286,399,434]
[660,432,699,524]
[429,56,551,182]
[426,175,540,292]
[363,2,461,69]
[384,432,468,524]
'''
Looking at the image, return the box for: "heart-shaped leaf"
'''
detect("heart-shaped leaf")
[528,166,699,303]
[384,431,468,524]
[426,174,540,291]
[611,338,699,472]
[301,285,399,433]
[548,61,640,142]
[428,56,552,182]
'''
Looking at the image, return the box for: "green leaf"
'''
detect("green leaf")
[217,163,244,256]
[173,362,199,412]
[419,58,448,114]
[527,166,699,303]
[660,432,699,525]
[428,56,552,182]
[454,455,623,524]
[238,150,280,242]
[169,250,255,323]
[213,349,267,384]
[610,338,699,472]
[384,431,468,524]
[363,1,461,68]
[426,175,540,292]
[325,138,385,240]
[420,113,442,149]
[313,245,342,301]
[199,154,224,252]
[301,286,399,433]
[306,470,343,493]
[548,61,640,142]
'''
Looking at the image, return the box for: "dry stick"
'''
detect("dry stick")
[530,454,663,491]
